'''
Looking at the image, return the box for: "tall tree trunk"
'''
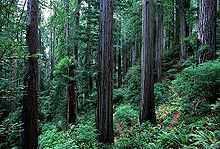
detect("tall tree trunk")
[122,42,128,75]
[171,0,176,52]
[198,0,217,63]
[175,0,180,52]
[118,41,122,88]
[114,46,117,72]
[131,45,136,65]
[11,48,17,110]
[97,0,113,144]
[64,0,77,123]
[117,20,122,88]
[96,0,102,134]
[85,0,92,100]
[74,0,81,62]
[38,28,41,91]
[64,0,70,54]
[50,27,55,79]
[22,0,39,148]
[140,0,156,124]
[155,0,163,81]
[67,66,77,123]
[178,0,189,61]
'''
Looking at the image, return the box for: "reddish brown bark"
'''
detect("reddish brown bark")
[155,1,163,81]
[22,0,39,148]
[74,0,81,62]
[177,0,190,61]
[64,0,77,123]
[140,0,156,124]
[67,66,77,123]
[198,0,217,63]
[96,0,114,144]
[118,45,122,88]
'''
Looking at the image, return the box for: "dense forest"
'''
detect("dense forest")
[0,0,220,148]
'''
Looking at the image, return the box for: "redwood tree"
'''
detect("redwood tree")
[22,0,39,148]
[198,0,217,63]
[178,0,189,60]
[96,0,114,144]
[155,0,163,81]
[140,0,156,124]
[74,0,81,62]
[64,0,77,123]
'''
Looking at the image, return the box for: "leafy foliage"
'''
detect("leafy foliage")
[114,105,220,149]
[154,82,170,105]
[113,65,141,105]
[0,111,21,148]
[173,59,220,114]
[39,121,98,149]
[114,105,138,129]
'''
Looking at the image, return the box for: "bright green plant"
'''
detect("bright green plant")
[39,124,78,149]
[0,112,21,149]
[39,121,98,149]
[172,59,220,114]
[154,82,170,105]
[113,65,141,105]
[114,105,138,128]
[71,121,98,149]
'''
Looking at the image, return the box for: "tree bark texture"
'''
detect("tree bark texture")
[67,66,77,123]
[64,0,77,123]
[122,42,128,75]
[140,0,156,124]
[198,0,217,63]
[22,0,39,148]
[50,28,55,79]
[131,45,136,65]
[175,0,180,51]
[97,0,114,144]
[74,0,81,62]
[118,44,122,88]
[178,0,189,60]
[155,1,163,81]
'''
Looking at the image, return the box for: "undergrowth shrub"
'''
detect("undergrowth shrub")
[113,88,129,104]
[114,114,220,149]
[172,59,220,114]
[114,122,188,149]
[39,124,78,149]
[39,121,98,149]
[0,111,21,149]
[113,65,140,105]
[114,105,138,128]
[154,82,170,105]
[71,121,97,149]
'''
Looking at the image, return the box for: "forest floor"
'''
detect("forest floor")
[39,56,220,148]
